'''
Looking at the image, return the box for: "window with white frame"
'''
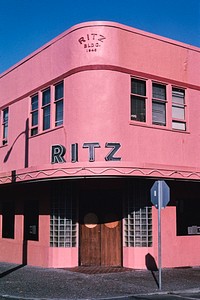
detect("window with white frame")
[172,88,186,131]
[2,107,9,145]
[131,78,146,122]
[152,83,166,126]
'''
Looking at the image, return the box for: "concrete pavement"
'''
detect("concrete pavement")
[0,262,200,299]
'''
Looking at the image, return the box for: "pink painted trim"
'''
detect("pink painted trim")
[1,163,200,184]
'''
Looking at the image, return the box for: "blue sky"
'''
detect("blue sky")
[0,0,200,74]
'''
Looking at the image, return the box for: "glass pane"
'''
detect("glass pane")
[55,100,63,126]
[124,181,152,247]
[43,106,50,130]
[172,88,185,105]
[32,111,38,126]
[153,83,166,100]
[172,121,186,131]
[3,108,8,123]
[3,125,8,139]
[55,82,63,100]
[31,95,38,110]
[50,183,77,248]
[152,101,166,125]
[42,88,50,106]
[31,127,38,136]
[131,79,146,96]
[172,106,185,120]
[131,96,146,122]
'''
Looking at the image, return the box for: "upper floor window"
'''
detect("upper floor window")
[152,83,166,126]
[55,81,63,127]
[30,81,64,136]
[31,94,38,136]
[131,78,146,122]
[130,77,187,132]
[2,107,9,145]
[172,88,186,131]
[42,87,51,131]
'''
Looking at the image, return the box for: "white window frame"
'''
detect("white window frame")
[172,87,186,131]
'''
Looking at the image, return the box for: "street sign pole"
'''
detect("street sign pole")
[150,179,170,291]
[158,181,162,291]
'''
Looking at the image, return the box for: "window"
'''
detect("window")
[177,198,200,236]
[152,83,166,126]
[50,182,77,247]
[172,88,186,131]
[42,88,51,130]
[131,78,146,122]
[124,180,152,247]
[2,107,9,145]
[30,81,64,136]
[2,201,15,239]
[55,81,63,127]
[130,77,187,131]
[30,94,38,136]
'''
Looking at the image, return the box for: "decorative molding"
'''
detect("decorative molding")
[1,166,200,184]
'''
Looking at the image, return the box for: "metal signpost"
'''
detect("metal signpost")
[150,180,170,290]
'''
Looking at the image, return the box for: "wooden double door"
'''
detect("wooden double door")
[79,189,122,266]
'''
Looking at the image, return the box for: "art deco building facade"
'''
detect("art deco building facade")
[0,21,200,268]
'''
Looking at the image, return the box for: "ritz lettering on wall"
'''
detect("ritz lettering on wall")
[78,33,106,52]
[51,142,121,164]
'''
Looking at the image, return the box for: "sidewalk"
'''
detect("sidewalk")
[0,262,200,299]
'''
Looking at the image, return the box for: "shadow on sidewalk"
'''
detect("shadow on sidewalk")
[145,253,159,288]
[0,264,25,279]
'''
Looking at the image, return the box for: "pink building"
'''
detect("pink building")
[0,21,200,269]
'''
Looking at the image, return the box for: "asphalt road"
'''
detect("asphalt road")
[128,291,200,299]
[1,291,200,300]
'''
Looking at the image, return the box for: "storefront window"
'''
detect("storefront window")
[124,180,152,247]
[50,182,77,247]
[177,199,200,236]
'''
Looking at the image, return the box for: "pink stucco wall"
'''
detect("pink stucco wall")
[0,21,200,269]
[124,206,200,269]
[48,248,78,268]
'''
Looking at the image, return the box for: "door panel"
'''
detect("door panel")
[79,189,122,266]
[80,212,101,266]
[101,216,121,266]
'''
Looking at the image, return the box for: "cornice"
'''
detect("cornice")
[1,165,200,184]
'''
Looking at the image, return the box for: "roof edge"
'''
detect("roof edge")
[1,20,200,78]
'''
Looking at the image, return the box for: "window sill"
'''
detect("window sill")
[30,125,64,139]
[129,120,190,134]
[0,143,8,149]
